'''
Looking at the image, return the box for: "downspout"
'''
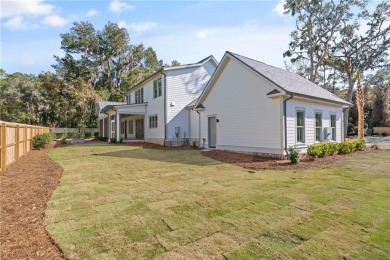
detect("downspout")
[284,94,293,156]
[162,71,167,146]
[197,110,201,147]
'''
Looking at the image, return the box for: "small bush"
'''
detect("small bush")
[74,132,85,139]
[353,139,366,151]
[59,137,67,144]
[84,132,92,139]
[307,144,322,159]
[67,132,74,138]
[381,132,388,137]
[94,132,99,138]
[32,133,54,149]
[287,145,300,164]
[371,143,379,150]
[337,141,355,154]
[192,140,198,149]
[110,138,117,143]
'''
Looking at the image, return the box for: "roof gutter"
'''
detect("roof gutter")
[284,94,293,156]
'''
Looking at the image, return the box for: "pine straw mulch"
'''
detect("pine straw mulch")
[0,144,66,260]
[201,148,387,171]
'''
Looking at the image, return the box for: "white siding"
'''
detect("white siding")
[286,98,344,151]
[166,60,215,140]
[128,74,165,141]
[199,58,283,155]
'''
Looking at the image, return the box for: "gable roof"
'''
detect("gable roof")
[96,100,126,114]
[196,51,351,108]
[228,52,351,106]
[125,55,218,95]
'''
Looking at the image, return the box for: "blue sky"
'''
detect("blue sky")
[1,0,294,75]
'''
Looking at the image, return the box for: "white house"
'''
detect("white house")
[97,56,218,145]
[194,52,351,157]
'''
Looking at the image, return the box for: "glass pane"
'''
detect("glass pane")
[316,128,321,141]
[297,112,304,126]
[331,115,336,127]
[332,128,336,141]
[315,113,321,127]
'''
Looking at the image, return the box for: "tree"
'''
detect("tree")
[368,70,390,126]
[284,0,390,136]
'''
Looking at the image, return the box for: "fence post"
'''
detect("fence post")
[1,123,6,173]
[15,124,20,162]
[24,126,27,154]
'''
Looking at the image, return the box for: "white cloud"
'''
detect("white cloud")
[118,21,157,32]
[272,0,286,15]
[109,0,134,13]
[4,16,28,30]
[195,29,216,40]
[1,0,53,18]
[41,14,67,27]
[86,9,99,16]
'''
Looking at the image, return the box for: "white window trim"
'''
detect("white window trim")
[330,113,337,141]
[149,114,158,128]
[296,110,305,144]
[153,77,162,99]
[315,112,322,143]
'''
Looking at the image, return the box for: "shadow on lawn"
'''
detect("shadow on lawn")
[91,148,223,166]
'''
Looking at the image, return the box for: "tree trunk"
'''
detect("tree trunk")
[356,76,364,139]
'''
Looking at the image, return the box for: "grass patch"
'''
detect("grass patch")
[47,144,390,259]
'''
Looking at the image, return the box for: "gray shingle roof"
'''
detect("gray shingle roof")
[96,100,126,114]
[228,52,351,106]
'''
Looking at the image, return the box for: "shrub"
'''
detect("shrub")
[337,141,355,154]
[381,132,388,137]
[353,139,366,151]
[84,132,92,139]
[371,143,379,150]
[287,145,300,164]
[32,133,54,149]
[59,136,67,144]
[307,144,322,159]
[75,132,85,139]
[94,132,99,138]
[67,132,74,138]
[110,138,117,143]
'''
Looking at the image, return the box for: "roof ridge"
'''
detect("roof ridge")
[227,51,288,73]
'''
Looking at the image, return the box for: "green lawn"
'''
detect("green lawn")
[47,144,390,259]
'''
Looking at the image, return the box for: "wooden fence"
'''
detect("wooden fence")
[373,127,390,135]
[0,121,49,174]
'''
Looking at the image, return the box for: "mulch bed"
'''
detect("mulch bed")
[0,144,66,259]
[201,148,386,171]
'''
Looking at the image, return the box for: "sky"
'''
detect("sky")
[0,0,295,75]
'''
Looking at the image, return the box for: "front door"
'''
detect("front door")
[208,116,216,148]
[135,119,144,139]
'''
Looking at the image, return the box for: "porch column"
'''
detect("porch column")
[108,115,111,142]
[116,112,120,142]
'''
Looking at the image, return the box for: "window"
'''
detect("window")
[128,120,133,134]
[296,111,305,143]
[121,122,125,134]
[135,88,144,104]
[331,114,336,141]
[127,95,131,104]
[315,113,322,142]
[149,115,158,128]
[153,77,162,98]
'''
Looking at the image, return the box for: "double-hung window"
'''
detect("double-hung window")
[153,78,162,98]
[149,115,158,128]
[135,88,144,104]
[315,113,322,142]
[330,114,336,141]
[296,111,305,143]
[127,95,131,104]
